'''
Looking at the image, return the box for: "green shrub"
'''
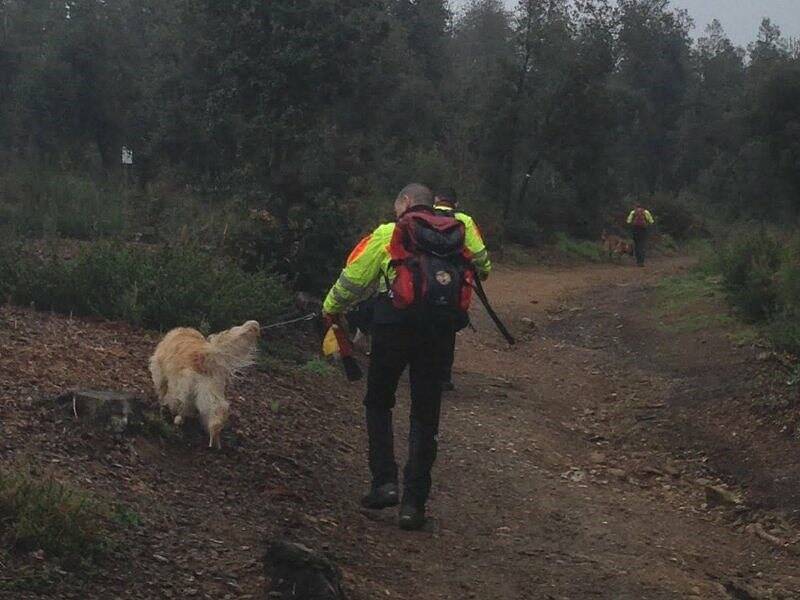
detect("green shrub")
[0,468,108,568]
[655,233,679,253]
[777,239,800,315]
[10,243,292,331]
[647,192,706,240]
[0,167,129,239]
[0,242,20,299]
[718,230,782,321]
[223,191,356,294]
[504,218,545,247]
[708,231,800,354]
[765,316,800,353]
[768,240,800,353]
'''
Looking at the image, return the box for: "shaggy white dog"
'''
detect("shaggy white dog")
[149,320,260,448]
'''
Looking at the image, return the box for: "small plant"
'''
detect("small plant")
[299,358,334,376]
[111,505,142,528]
[138,411,181,441]
[0,467,110,569]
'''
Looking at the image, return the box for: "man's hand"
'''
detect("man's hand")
[322,312,341,332]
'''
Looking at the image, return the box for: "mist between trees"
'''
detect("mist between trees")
[1,0,799,296]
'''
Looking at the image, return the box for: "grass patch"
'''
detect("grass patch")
[0,467,110,570]
[653,270,757,339]
[555,233,604,263]
[654,272,719,315]
[0,562,61,593]
[299,358,335,376]
[499,243,538,266]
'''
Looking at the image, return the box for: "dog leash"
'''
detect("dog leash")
[261,312,318,331]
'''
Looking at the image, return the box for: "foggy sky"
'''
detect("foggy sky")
[488,1,800,47]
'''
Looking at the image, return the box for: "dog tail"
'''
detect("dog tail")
[206,344,257,377]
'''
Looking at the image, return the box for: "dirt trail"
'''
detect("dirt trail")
[3,257,800,599]
[345,257,800,599]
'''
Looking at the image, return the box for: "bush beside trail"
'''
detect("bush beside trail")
[714,230,800,354]
[0,242,291,332]
[0,467,112,571]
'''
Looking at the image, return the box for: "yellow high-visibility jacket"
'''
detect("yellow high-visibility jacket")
[627,208,655,226]
[434,204,492,278]
[323,223,395,315]
[323,208,492,315]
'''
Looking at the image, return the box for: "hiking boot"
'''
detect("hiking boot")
[360,483,399,509]
[398,503,426,531]
[441,381,455,392]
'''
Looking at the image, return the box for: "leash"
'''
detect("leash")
[261,312,318,332]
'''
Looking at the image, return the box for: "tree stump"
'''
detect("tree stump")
[55,390,144,434]
[264,540,347,600]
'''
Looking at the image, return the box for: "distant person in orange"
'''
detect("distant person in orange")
[626,203,655,267]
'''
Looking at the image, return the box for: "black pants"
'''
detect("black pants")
[364,321,450,508]
[442,329,456,384]
[633,228,648,266]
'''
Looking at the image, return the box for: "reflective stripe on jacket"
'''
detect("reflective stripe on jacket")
[323,223,396,315]
[434,204,492,278]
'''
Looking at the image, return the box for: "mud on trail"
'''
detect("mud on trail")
[2,258,800,599]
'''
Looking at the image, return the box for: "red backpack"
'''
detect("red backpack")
[632,207,648,228]
[388,209,475,319]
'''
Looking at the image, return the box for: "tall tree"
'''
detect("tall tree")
[614,0,693,194]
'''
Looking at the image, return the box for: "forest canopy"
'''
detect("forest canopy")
[1,0,799,288]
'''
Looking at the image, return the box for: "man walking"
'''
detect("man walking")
[433,187,491,391]
[322,183,471,530]
[627,202,655,267]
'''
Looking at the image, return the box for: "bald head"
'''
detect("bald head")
[394,183,433,218]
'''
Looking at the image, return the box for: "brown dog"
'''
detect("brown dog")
[148,320,260,448]
[601,230,634,259]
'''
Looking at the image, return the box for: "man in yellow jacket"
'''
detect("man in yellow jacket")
[626,203,655,267]
[322,183,471,531]
[433,187,491,391]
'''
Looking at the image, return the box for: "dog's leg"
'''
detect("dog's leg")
[207,429,222,450]
[158,379,169,401]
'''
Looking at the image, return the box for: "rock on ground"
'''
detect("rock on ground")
[264,540,347,600]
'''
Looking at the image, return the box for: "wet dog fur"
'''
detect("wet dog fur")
[149,320,260,448]
[601,230,634,259]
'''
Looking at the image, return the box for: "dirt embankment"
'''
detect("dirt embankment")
[2,256,800,599]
